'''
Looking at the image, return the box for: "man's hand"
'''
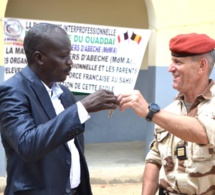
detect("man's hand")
[118,90,149,118]
[80,89,118,113]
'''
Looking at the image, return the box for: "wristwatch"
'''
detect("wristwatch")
[145,103,160,122]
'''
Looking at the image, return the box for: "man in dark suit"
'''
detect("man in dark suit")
[0,23,118,195]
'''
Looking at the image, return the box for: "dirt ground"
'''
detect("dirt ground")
[0,183,142,195]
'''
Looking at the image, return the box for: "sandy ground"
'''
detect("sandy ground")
[92,183,142,195]
[0,183,142,195]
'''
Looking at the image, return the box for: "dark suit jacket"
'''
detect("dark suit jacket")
[0,66,92,195]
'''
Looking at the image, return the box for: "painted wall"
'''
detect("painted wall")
[145,0,215,67]
[80,69,155,144]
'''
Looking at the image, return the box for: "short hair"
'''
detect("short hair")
[23,23,68,64]
[191,50,215,75]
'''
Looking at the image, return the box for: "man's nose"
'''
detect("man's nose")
[168,63,176,72]
[67,57,73,66]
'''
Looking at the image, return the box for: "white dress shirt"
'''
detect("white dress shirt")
[42,82,90,188]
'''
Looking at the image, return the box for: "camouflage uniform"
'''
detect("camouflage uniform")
[146,80,215,195]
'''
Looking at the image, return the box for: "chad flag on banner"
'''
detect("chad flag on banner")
[130,32,142,44]
[117,31,129,43]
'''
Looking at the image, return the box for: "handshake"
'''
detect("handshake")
[80,89,149,118]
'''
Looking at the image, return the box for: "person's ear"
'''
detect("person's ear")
[198,58,207,72]
[33,51,44,65]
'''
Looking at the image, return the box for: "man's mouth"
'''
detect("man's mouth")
[173,74,179,79]
[65,68,71,74]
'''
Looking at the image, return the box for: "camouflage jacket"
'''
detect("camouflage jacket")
[146,80,215,195]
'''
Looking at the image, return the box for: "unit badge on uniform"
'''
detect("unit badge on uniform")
[176,145,187,160]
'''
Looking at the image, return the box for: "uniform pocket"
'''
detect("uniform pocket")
[156,128,169,143]
[191,143,213,161]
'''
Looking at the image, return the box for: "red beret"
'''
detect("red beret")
[169,33,215,57]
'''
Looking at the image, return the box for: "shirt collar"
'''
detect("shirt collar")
[175,79,214,101]
[41,82,63,98]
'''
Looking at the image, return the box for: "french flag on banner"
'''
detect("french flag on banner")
[117,31,129,43]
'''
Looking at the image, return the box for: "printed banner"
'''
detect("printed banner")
[3,18,151,94]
